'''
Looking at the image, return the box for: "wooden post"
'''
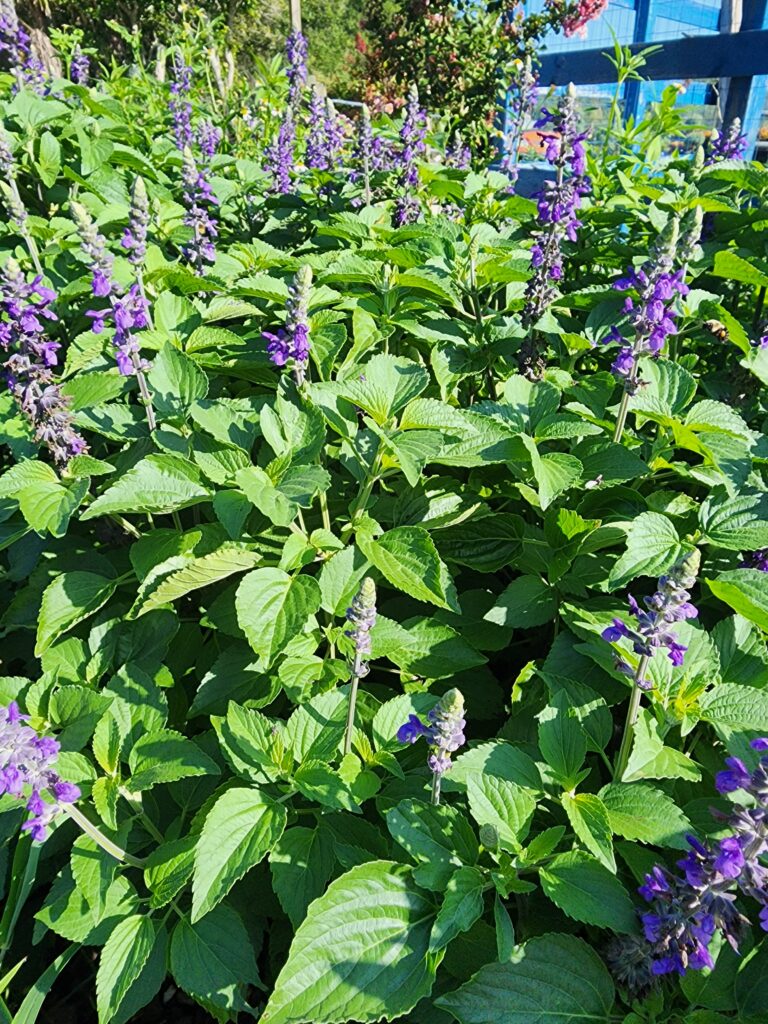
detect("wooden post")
[290,0,302,32]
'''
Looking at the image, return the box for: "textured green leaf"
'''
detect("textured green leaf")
[269,826,336,927]
[700,490,768,551]
[170,905,258,1018]
[262,861,437,1024]
[466,775,536,851]
[538,692,587,784]
[599,782,692,848]
[236,567,322,667]
[96,914,155,1024]
[608,512,682,589]
[429,866,485,953]
[700,682,768,731]
[127,729,219,792]
[707,570,768,632]
[483,575,557,629]
[561,793,615,871]
[358,526,458,611]
[36,572,116,656]
[82,455,210,519]
[437,932,615,1024]
[192,787,287,921]
[387,799,478,888]
[147,342,209,416]
[132,544,260,617]
[540,852,637,933]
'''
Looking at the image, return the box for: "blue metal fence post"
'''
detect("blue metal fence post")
[622,0,653,124]
[722,0,768,151]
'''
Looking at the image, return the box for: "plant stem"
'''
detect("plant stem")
[431,771,442,806]
[343,653,364,755]
[613,654,650,781]
[131,355,157,432]
[63,803,146,867]
[612,380,635,443]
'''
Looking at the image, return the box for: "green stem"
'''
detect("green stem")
[343,654,364,755]
[63,804,146,867]
[431,772,442,806]
[613,385,633,443]
[613,654,650,781]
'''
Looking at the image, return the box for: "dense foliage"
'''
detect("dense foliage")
[0,9,768,1024]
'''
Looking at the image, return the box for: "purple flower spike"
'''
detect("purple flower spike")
[605,550,700,681]
[70,44,89,86]
[0,259,87,464]
[263,265,312,383]
[396,689,466,802]
[345,577,377,665]
[181,148,218,272]
[519,86,590,378]
[393,84,427,227]
[0,699,81,841]
[169,52,194,151]
[264,106,296,195]
[285,29,307,108]
[742,550,768,572]
[750,738,768,751]
[121,176,150,267]
[706,118,748,164]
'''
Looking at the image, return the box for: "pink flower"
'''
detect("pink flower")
[563,0,609,37]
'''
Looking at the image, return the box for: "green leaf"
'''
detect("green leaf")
[127,729,219,792]
[147,342,209,417]
[735,938,768,1018]
[539,851,637,933]
[700,490,768,551]
[386,799,478,888]
[630,359,697,422]
[532,453,582,510]
[71,836,116,926]
[293,760,357,811]
[437,932,615,1024]
[599,782,692,848]
[236,466,297,527]
[538,692,587,785]
[699,682,768,731]
[236,567,322,668]
[358,526,458,611]
[36,572,116,656]
[623,709,701,783]
[82,455,210,519]
[608,512,682,589]
[339,354,429,425]
[712,250,768,288]
[466,775,536,851]
[483,576,557,629]
[707,570,768,631]
[37,130,61,186]
[443,741,542,793]
[269,826,336,927]
[132,544,260,617]
[191,787,287,921]
[429,866,485,953]
[17,477,88,537]
[261,861,437,1024]
[144,836,196,910]
[96,914,155,1024]
[170,905,259,1018]
[561,793,615,871]
[435,514,523,572]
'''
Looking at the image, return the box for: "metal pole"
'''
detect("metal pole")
[623,0,653,124]
[290,0,302,32]
[723,0,768,153]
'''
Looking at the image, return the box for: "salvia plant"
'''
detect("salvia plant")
[0,6,766,1024]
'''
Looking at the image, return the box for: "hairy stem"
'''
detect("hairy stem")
[431,771,442,806]
[63,803,146,867]
[343,653,364,755]
[613,654,650,780]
